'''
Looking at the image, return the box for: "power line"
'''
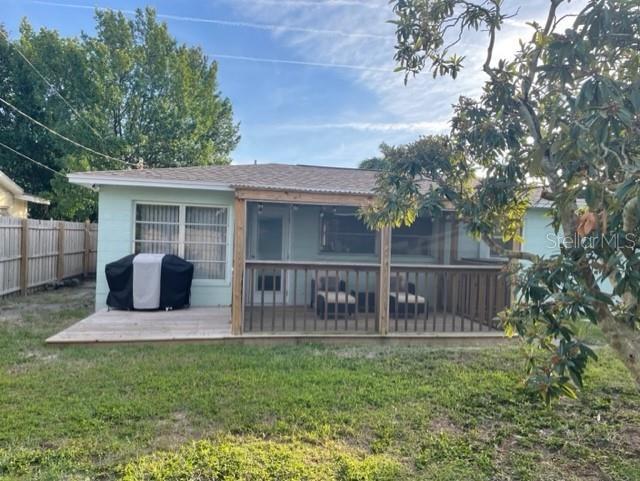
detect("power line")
[0,140,66,178]
[0,96,135,167]
[0,29,105,142]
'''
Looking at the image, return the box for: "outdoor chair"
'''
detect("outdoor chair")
[311,275,356,317]
[389,274,427,318]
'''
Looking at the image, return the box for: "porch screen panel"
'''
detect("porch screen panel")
[391,217,434,256]
[134,204,180,254]
[185,206,227,279]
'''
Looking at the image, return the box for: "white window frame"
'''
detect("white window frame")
[132,201,231,284]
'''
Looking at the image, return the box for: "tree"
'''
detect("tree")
[0,8,239,220]
[364,0,640,401]
[359,154,389,170]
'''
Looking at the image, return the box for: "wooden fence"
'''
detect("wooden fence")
[0,217,98,297]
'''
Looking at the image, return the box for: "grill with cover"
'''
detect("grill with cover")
[105,254,193,310]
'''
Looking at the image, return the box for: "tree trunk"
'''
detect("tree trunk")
[596,304,640,387]
[557,199,640,388]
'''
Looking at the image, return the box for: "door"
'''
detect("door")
[253,216,284,304]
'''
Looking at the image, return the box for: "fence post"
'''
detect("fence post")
[20,219,28,295]
[83,220,90,278]
[56,221,65,281]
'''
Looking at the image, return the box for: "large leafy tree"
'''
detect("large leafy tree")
[364,0,640,400]
[0,8,239,220]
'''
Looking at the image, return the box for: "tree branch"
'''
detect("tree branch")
[481,232,539,262]
[522,0,564,101]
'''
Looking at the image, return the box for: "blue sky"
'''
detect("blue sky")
[2,0,585,167]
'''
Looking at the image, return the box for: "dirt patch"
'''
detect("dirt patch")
[618,426,640,455]
[0,281,94,327]
[153,411,203,451]
[428,417,463,436]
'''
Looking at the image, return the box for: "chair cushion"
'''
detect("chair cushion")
[389,292,425,304]
[317,291,356,304]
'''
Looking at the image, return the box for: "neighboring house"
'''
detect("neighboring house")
[0,170,50,218]
[68,163,557,336]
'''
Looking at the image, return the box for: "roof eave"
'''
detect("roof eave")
[16,194,50,205]
[0,171,24,196]
[67,173,234,192]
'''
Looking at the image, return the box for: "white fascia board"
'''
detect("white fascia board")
[15,194,50,205]
[67,173,234,192]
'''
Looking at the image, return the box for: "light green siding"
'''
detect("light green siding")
[95,185,235,310]
[95,190,561,311]
[522,208,559,258]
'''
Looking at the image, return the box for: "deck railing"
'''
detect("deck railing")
[244,260,380,333]
[243,260,509,334]
[388,264,509,333]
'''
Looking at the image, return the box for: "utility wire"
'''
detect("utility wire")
[0,96,135,167]
[0,140,66,178]
[0,29,105,142]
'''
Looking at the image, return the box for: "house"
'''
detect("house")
[0,170,50,218]
[66,163,556,339]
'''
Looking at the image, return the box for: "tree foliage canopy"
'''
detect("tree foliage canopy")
[364,0,640,401]
[0,8,239,220]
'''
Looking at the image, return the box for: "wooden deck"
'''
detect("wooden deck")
[46,307,232,344]
[46,306,506,345]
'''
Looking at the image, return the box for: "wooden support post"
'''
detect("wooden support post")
[82,220,90,278]
[436,218,446,264]
[449,216,459,264]
[19,219,28,295]
[377,226,391,335]
[231,197,247,335]
[57,221,65,282]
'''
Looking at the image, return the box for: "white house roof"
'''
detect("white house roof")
[0,170,50,205]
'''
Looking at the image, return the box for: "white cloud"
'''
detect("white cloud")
[221,0,586,164]
[273,120,449,133]
[225,0,589,129]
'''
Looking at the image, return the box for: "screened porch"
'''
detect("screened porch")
[232,192,511,336]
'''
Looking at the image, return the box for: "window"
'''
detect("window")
[320,211,375,254]
[134,203,228,280]
[392,217,434,256]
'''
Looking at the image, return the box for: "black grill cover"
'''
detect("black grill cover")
[160,255,193,310]
[105,254,135,310]
[105,254,194,310]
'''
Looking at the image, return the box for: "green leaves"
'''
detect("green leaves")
[0,8,239,220]
[381,0,640,400]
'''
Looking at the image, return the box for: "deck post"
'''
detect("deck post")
[231,196,247,335]
[377,226,391,335]
[449,215,459,263]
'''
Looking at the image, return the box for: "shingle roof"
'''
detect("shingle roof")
[68,163,395,195]
[68,163,556,207]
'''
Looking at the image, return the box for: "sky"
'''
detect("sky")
[1,0,586,168]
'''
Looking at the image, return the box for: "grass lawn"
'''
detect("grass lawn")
[1,282,639,480]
